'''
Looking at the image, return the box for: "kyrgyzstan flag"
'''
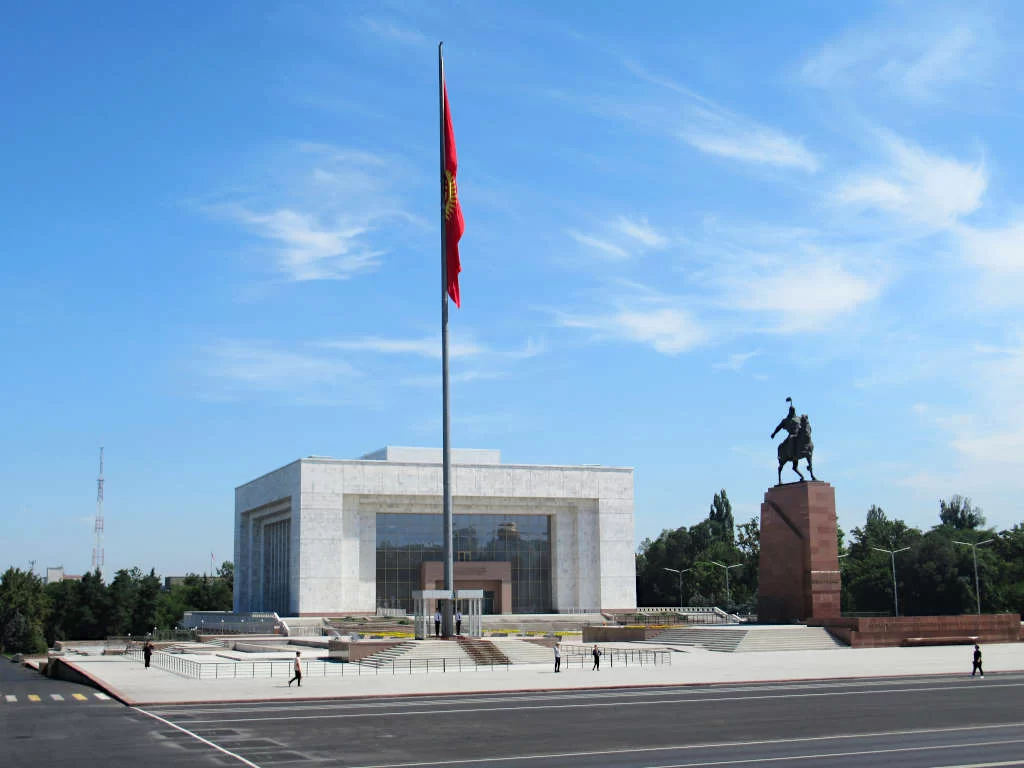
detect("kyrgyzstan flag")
[442,83,465,307]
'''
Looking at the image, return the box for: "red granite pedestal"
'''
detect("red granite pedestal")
[758,481,841,623]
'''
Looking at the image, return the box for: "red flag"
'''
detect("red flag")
[442,83,464,307]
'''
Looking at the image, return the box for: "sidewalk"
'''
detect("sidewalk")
[58,642,1024,706]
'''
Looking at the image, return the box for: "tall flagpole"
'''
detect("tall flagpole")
[438,41,454,637]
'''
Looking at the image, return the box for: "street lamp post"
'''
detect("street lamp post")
[953,538,994,615]
[871,546,910,616]
[663,567,692,609]
[702,561,743,609]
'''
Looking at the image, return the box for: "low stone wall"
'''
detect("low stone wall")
[811,613,1021,648]
[582,626,664,643]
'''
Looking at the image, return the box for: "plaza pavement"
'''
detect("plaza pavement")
[54,640,1024,706]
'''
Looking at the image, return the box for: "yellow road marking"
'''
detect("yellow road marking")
[72,693,87,701]
[27,694,41,702]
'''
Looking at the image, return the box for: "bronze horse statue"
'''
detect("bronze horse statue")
[772,404,816,484]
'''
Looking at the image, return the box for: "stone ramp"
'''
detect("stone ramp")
[646,625,847,653]
[491,639,555,664]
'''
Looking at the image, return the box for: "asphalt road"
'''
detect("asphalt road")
[5,661,1024,767]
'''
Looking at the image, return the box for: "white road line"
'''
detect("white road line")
[343,724,1024,768]
[929,762,1024,767]
[51,694,64,701]
[175,682,1024,724]
[4,695,16,703]
[133,707,263,768]
[643,738,1024,768]
[94,693,110,700]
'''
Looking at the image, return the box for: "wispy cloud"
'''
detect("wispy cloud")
[567,230,630,260]
[558,306,707,355]
[205,144,417,282]
[625,61,819,172]
[713,350,760,372]
[362,17,427,45]
[614,216,669,248]
[717,257,881,333]
[319,335,487,359]
[801,14,995,102]
[199,340,357,393]
[833,133,987,229]
[400,370,507,388]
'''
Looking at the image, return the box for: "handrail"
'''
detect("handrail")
[126,645,670,678]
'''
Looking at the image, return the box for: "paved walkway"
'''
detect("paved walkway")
[56,641,1024,706]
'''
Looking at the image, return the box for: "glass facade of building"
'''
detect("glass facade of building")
[376,513,552,613]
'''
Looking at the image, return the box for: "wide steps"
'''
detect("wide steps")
[491,639,556,664]
[647,626,847,653]
[457,637,510,665]
[357,640,475,668]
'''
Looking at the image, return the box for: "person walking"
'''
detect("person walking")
[553,641,561,673]
[143,641,153,669]
[455,610,462,636]
[592,644,601,671]
[288,651,303,687]
[434,609,442,638]
[971,644,984,677]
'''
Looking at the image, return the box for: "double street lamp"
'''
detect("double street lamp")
[953,538,994,615]
[871,546,910,617]
[701,561,743,609]
[663,567,692,609]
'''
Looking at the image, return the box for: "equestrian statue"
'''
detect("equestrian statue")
[771,396,816,484]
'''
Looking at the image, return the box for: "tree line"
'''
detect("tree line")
[0,563,233,654]
[636,491,1024,618]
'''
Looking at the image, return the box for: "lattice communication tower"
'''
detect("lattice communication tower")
[91,447,105,576]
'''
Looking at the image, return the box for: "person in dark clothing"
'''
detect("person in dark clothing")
[288,651,303,687]
[143,641,153,669]
[971,644,984,677]
[592,644,601,671]
[434,609,442,638]
[553,642,561,673]
[455,610,462,636]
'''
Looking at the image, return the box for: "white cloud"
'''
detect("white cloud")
[320,336,487,359]
[719,258,881,333]
[560,306,707,355]
[362,18,426,45]
[621,61,820,173]
[957,220,1024,275]
[801,16,994,102]
[834,133,987,229]
[614,217,669,248]
[567,230,630,260]
[201,340,356,391]
[400,370,507,388]
[713,351,760,372]
[205,145,416,282]
[680,128,819,173]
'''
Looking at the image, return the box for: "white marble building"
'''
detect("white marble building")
[234,446,636,616]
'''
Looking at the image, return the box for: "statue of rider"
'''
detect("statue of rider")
[771,396,800,454]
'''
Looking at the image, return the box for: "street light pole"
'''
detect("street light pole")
[663,567,692,609]
[702,561,743,609]
[953,538,994,615]
[871,546,910,616]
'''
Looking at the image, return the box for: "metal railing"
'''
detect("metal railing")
[558,645,672,667]
[126,645,669,678]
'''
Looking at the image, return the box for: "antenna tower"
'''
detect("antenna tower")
[91,447,105,576]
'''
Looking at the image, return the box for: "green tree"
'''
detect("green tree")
[708,490,735,545]
[939,495,985,530]
[132,569,162,636]
[0,567,49,653]
[67,571,110,640]
[106,568,142,636]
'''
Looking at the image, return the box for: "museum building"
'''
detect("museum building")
[234,447,637,616]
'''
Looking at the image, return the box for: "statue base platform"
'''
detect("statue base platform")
[758,481,841,623]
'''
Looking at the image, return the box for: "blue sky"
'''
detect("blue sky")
[4,1,1024,578]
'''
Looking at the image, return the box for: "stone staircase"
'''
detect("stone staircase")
[648,627,748,652]
[357,640,476,669]
[646,626,846,653]
[456,637,510,665]
[490,639,555,664]
[735,627,846,652]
